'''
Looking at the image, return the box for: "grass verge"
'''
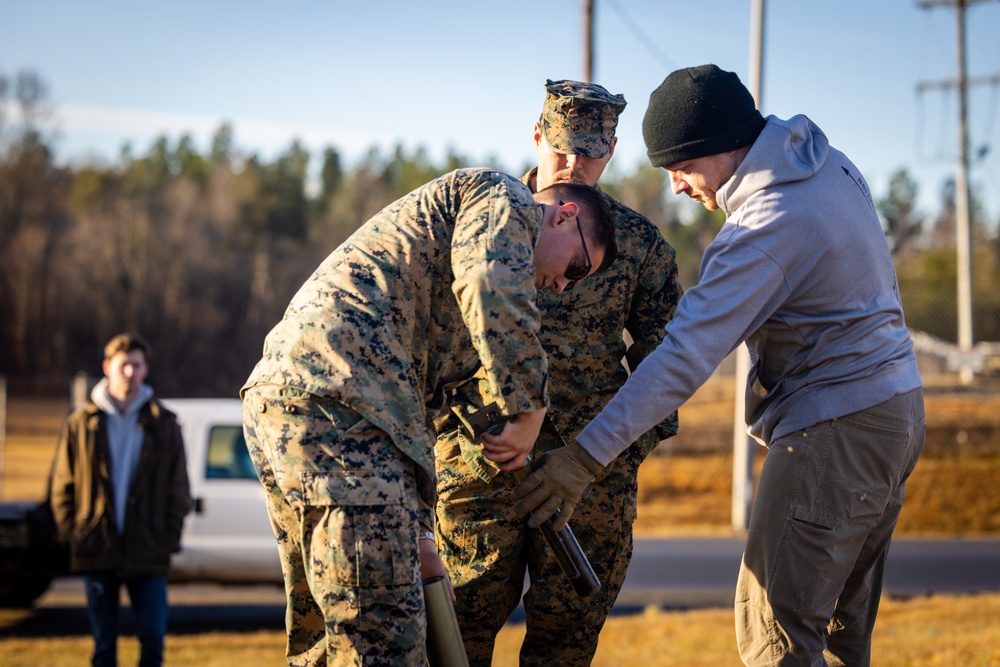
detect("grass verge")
[2,593,997,666]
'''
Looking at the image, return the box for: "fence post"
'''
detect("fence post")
[72,372,89,410]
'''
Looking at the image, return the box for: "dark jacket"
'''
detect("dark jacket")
[49,397,192,577]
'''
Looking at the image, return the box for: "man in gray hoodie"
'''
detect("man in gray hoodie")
[514,64,925,666]
[50,333,192,667]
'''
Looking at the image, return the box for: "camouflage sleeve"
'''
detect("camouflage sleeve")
[625,234,683,369]
[624,232,684,443]
[450,175,548,417]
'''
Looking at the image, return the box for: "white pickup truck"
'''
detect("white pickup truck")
[0,398,282,606]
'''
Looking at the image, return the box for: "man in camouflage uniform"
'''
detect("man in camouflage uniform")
[434,81,683,665]
[241,167,617,667]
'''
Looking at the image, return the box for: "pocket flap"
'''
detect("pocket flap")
[301,469,406,506]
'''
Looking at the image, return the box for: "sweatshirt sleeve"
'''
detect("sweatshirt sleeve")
[577,239,790,465]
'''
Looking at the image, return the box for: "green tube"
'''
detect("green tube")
[423,576,469,667]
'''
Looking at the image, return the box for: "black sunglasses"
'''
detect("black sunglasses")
[562,203,592,282]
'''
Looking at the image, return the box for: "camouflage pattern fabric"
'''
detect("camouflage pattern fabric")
[435,169,682,666]
[243,386,424,666]
[243,168,550,529]
[436,417,658,666]
[541,79,627,159]
[241,168,552,665]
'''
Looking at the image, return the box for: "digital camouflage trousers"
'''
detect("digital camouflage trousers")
[243,384,425,667]
[434,419,656,667]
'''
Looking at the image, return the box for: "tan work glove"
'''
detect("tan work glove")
[513,442,604,531]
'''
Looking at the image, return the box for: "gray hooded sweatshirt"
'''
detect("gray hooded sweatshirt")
[92,378,155,530]
[578,114,922,465]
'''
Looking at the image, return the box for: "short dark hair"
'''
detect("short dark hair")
[535,182,617,272]
[104,333,150,361]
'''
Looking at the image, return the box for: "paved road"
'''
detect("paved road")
[3,537,998,635]
[614,536,1000,611]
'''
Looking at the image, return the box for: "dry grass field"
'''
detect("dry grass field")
[4,376,1000,536]
[1,377,999,665]
[635,375,1000,536]
[1,593,997,666]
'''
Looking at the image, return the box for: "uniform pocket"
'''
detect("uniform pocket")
[300,468,416,588]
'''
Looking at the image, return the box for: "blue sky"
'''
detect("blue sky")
[2,0,999,221]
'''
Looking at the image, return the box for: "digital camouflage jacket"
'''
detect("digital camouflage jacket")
[528,170,682,449]
[442,169,682,474]
[243,168,550,479]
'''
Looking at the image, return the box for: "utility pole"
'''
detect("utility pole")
[917,0,1000,384]
[731,0,767,535]
[583,0,595,82]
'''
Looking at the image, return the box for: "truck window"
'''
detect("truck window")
[205,426,257,480]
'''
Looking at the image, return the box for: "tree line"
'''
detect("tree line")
[1,70,998,397]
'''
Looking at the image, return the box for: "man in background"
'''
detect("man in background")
[50,333,192,667]
[434,80,682,666]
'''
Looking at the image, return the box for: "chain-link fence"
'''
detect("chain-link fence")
[658,340,1000,459]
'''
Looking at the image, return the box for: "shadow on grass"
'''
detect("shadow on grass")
[0,602,286,638]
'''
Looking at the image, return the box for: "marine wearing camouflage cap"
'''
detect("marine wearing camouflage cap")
[436,81,682,666]
[541,79,627,159]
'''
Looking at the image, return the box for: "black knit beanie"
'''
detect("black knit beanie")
[642,64,766,168]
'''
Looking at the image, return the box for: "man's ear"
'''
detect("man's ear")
[555,201,579,226]
[532,122,544,150]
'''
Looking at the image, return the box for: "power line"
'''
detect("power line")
[603,0,676,72]
[916,0,1000,381]
[978,79,999,164]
